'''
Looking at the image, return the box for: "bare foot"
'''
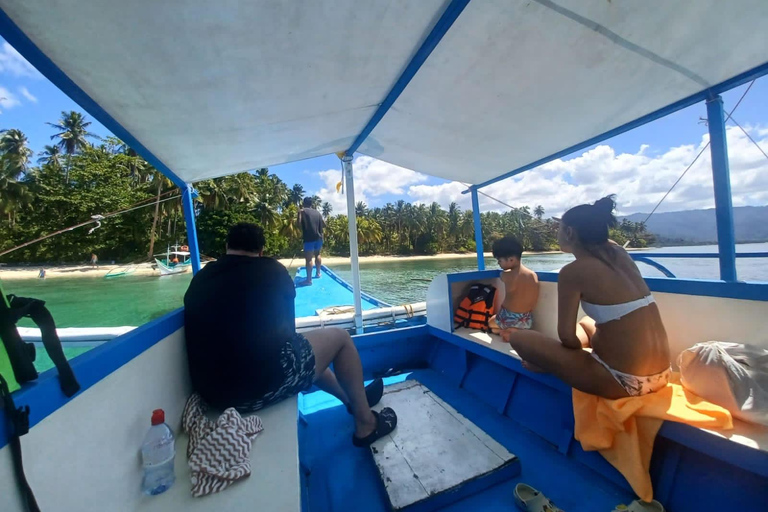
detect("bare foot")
[521,360,546,373]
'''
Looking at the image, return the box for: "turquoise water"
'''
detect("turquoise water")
[3,243,766,330]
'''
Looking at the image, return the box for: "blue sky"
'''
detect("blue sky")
[1,38,767,217]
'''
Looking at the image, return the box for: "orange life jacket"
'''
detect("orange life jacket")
[454,284,496,332]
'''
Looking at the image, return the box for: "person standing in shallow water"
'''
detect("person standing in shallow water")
[298,197,325,286]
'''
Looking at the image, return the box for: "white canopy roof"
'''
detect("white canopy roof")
[1,0,766,186]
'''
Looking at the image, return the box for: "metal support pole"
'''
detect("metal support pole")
[706,95,737,282]
[470,187,485,270]
[181,184,201,274]
[342,155,364,332]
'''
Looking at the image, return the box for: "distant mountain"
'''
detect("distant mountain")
[620,206,768,245]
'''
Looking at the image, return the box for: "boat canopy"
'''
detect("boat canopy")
[1,0,766,187]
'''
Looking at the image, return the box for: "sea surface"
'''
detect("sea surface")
[3,243,766,329]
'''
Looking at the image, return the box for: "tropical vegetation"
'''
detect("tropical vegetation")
[0,111,655,265]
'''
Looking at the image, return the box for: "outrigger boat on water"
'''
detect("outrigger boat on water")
[152,245,192,276]
[1,2,767,512]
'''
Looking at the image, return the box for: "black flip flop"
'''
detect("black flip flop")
[346,378,384,414]
[352,407,398,447]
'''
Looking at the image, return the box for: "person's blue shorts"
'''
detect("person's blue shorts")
[303,239,323,253]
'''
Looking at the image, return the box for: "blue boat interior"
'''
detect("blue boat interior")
[293,265,387,318]
[0,2,767,511]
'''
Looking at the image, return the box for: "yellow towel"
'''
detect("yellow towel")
[572,373,733,501]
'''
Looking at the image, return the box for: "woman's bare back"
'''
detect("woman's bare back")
[568,245,670,376]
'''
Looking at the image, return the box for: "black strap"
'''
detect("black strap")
[1,373,40,512]
[6,296,80,397]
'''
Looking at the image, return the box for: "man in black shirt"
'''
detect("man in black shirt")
[298,197,325,285]
[184,223,396,446]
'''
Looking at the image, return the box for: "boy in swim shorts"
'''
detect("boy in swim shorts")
[489,236,539,333]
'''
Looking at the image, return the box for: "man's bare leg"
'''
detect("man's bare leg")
[315,368,350,405]
[302,251,314,285]
[303,328,378,438]
[314,252,322,278]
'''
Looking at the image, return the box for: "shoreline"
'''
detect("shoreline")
[0,251,562,281]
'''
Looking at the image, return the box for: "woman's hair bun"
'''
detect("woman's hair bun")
[592,195,618,228]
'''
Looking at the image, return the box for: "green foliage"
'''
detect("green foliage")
[0,114,656,265]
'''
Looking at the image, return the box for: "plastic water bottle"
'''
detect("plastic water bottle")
[141,409,176,495]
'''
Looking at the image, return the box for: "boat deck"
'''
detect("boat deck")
[293,266,385,318]
[298,370,634,512]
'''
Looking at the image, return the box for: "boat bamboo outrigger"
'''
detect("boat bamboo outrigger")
[1,2,767,512]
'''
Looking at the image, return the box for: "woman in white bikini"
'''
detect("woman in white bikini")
[503,195,671,399]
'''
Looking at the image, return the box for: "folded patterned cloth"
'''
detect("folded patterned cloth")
[182,393,264,497]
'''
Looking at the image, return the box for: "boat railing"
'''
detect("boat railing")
[629,252,768,279]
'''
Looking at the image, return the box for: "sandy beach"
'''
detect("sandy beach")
[0,251,565,281]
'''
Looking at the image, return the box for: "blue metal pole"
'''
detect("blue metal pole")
[706,95,737,282]
[181,185,201,274]
[470,187,485,270]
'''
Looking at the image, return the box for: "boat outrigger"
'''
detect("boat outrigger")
[104,265,138,279]
[0,2,767,512]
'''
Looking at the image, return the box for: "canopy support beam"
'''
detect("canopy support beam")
[706,95,737,282]
[342,155,364,332]
[471,187,485,270]
[344,0,471,157]
[181,185,201,274]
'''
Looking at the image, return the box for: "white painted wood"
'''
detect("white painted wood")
[141,396,299,512]
[0,329,300,512]
[371,380,516,510]
[426,274,451,331]
[453,326,522,361]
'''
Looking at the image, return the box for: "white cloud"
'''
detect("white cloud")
[19,86,36,103]
[0,42,40,78]
[407,125,768,218]
[0,86,20,112]
[314,155,428,215]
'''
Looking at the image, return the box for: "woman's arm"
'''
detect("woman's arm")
[557,266,583,349]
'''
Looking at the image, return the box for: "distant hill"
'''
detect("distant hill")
[620,206,768,245]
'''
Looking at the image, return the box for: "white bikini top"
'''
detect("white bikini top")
[581,295,655,324]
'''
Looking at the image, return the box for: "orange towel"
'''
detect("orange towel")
[572,373,733,501]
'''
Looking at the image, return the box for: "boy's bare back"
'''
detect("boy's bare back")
[500,264,539,313]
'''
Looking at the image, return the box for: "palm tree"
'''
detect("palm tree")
[321,201,333,219]
[47,110,100,182]
[0,158,31,226]
[0,129,33,175]
[147,174,175,258]
[251,201,278,230]
[254,168,288,208]
[278,205,302,241]
[534,205,545,220]
[356,217,383,252]
[288,184,304,206]
[47,111,99,154]
[195,179,229,210]
[310,195,321,209]
[355,201,368,218]
[37,145,63,170]
[223,173,257,205]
